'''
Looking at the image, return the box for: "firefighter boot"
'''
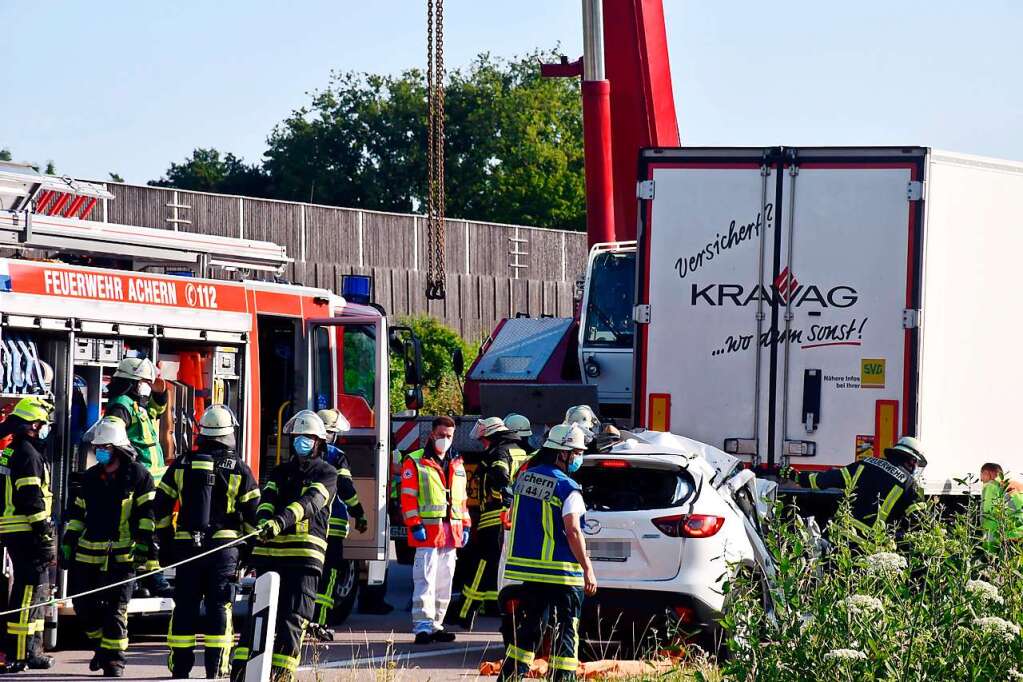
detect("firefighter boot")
[168,648,194,679]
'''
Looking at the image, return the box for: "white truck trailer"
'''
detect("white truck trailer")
[632,146,1023,495]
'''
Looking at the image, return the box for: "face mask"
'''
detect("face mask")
[567,452,584,474]
[434,437,452,455]
[95,448,112,465]
[38,423,51,441]
[137,382,153,398]
[293,436,316,457]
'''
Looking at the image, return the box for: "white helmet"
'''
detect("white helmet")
[113,356,157,382]
[543,423,587,452]
[471,416,509,441]
[317,408,351,434]
[885,436,928,467]
[87,416,131,449]
[565,405,600,432]
[503,413,532,439]
[199,404,239,437]
[284,410,328,440]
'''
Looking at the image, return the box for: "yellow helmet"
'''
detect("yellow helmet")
[10,396,54,424]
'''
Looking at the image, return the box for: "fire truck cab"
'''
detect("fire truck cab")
[0,163,409,636]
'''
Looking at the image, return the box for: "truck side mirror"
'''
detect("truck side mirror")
[452,347,465,377]
[404,338,423,386]
[405,386,424,412]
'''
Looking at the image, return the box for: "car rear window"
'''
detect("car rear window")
[576,465,696,511]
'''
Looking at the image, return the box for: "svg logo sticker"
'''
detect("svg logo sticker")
[861,358,886,389]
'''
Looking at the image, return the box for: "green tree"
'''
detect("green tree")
[0,148,11,162]
[108,172,124,182]
[150,148,271,196]
[389,315,477,415]
[153,50,585,229]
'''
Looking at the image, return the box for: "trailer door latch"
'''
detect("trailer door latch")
[632,304,651,324]
[902,309,921,329]
[637,180,656,200]
[907,180,925,201]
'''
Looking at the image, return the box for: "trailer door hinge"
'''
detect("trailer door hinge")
[633,304,651,324]
[637,180,655,200]
[907,180,925,201]
[902,309,921,329]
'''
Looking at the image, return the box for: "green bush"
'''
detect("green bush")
[720,486,1023,680]
[389,315,478,416]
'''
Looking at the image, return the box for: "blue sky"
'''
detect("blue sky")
[2,1,1021,183]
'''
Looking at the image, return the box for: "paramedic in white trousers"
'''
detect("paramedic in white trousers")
[398,416,471,644]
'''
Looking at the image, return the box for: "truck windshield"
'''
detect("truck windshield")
[583,251,636,348]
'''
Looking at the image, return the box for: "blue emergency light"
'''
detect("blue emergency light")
[341,274,373,305]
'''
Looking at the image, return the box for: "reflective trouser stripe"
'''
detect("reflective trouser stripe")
[507,644,535,665]
[232,646,250,662]
[271,653,299,671]
[316,568,338,625]
[15,584,32,660]
[459,559,488,619]
[168,634,197,648]
[551,655,579,671]
[101,637,129,651]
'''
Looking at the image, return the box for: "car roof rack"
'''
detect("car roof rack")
[0,163,289,275]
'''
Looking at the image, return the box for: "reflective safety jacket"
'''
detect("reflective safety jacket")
[62,460,156,571]
[399,449,469,548]
[796,457,924,540]
[475,434,527,531]
[982,480,1023,546]
[0,437,52,537]
[105,393,168,481]
[504,463,583,587]
[325,444,364,541]
[153,446,260,549]
[251,456,337,573]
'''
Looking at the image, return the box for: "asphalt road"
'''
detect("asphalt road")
[21,563,506,682]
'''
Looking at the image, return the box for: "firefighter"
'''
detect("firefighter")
[400,416,470,644]
[0,397,56,674]
[309,408,368,640]
[451,417,526,629]
[230,410,337,682]
[61,417,157,678]
[155,405,260,679]
[498,423,598,682]
[564,405,600,444]
[104,355,172,598]
[503,413,536,456]
[781,436,928,544]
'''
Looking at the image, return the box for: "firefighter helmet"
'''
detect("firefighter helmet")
[317,408,351,434]
[199,404,239,437]
[283,410,328,440]
[10,396,54,424]
[543,423,587,452]
[565,405,600,432]
[113,356,157,382]
[471,416,509,440]
[503,413,532,439]
[87,417,132,449]
[884,436,928,467]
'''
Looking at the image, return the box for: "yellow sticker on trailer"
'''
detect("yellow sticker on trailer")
[861,358,886,388]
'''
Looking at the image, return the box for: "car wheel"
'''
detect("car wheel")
[329,559,359,625]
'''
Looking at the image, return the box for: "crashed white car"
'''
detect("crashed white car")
[570,430,776,652]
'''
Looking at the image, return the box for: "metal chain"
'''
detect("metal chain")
[425,0,446,300]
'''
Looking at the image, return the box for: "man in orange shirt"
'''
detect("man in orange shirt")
[400,416,470,644]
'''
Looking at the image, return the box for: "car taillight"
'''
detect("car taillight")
[598,459,630,468]
[652,513,725,538]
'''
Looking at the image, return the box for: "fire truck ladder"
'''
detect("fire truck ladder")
[0,162,289,276]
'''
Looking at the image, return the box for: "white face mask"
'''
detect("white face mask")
[137,382,153,397]
[434,437,452,455]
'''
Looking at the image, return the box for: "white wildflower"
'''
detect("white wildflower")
[965,579,1004,605]
[862,551,907,578]
[972,616,1021,642]
[824,649,867,662]
[841,594,884,616]
[1009,669,1023,681]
